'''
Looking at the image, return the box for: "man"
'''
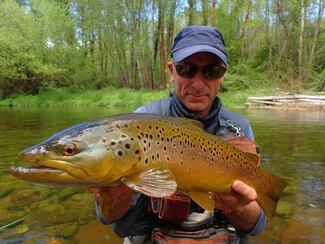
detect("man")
[90,26,266,243]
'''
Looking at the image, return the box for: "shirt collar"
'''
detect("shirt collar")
[170,91,222,133]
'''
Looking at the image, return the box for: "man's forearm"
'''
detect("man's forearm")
[91,185,134,224]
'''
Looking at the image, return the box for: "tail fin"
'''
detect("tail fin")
[256,173,287,218]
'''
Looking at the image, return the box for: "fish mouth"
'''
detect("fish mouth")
[10,164,80,186]
[11,153,89,185]
[11,165,66,175]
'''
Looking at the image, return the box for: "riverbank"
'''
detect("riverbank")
[0,86,323,110]
[0,88,167,109]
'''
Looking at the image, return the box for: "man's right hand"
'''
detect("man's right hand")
[88,184,134,223]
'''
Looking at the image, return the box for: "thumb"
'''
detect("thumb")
[232,180,257,201]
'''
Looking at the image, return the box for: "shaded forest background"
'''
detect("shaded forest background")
[0,0,324,98]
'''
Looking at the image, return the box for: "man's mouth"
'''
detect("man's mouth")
[188,94,207,99]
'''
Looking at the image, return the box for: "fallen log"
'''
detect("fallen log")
[246,94,325,110]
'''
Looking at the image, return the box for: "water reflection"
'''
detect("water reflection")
[0,107,324,243]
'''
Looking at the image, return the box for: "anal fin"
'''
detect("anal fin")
[188,190,215,212]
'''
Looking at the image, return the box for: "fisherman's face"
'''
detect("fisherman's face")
[168,52,226,117]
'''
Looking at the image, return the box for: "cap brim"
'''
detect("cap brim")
[172,44,227,65]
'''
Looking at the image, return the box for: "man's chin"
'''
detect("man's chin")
[185,103,210,116]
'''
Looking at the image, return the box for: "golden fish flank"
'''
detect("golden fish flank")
[11,113,287,218]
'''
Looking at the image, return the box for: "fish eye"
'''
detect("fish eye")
[63,144,78,156]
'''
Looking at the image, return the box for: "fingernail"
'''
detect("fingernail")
[233,180,241,188]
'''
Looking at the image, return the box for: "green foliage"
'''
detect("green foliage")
[307,69,325,91]
[0,0,76,96]
[222,62,272,92]
[0,0,324,98]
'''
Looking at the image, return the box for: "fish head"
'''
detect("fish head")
[11,120,139,187]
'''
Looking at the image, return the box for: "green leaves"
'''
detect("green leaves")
[0,0,324,98]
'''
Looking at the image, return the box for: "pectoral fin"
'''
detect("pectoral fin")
[121,168,177,198]
[188,190,215,211]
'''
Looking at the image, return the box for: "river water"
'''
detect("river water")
[0,107,324,243]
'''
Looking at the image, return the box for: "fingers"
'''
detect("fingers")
[232,180,257,201]
[212,181,257,214]
[213,192,235,214]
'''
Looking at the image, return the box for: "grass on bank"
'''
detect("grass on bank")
[0,80,317,109]
[0,87,167,109]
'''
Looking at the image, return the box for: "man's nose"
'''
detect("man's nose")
[191,72,206,89]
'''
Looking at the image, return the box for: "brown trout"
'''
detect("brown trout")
[11,113,287,217]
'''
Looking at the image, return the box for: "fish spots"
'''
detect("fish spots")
[108,132,140,159]
[106,128,114,133]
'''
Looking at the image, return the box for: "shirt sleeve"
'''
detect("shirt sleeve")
[249,209,267,236]
[94,199,109,225]
[134,106,149,113]
[244,124,255,141]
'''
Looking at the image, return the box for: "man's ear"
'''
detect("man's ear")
[167,61,174,81]
[220,76,225,84]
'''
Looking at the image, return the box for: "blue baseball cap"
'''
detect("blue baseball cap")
[171,26,228,65]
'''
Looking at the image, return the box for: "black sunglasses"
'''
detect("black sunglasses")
[173,62,227,80]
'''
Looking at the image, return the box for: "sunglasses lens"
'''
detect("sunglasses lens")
[175,62,226,80]
[203,65,227,80]
[175,63,198,78]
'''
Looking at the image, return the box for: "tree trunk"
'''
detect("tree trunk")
[210,0,216,26]
[201,0,208,25]
[298,0,306,79]
[265,0,273,76]
[188,0,195,26]
[238,0,253,42]
[307,0,325,76]
[159,0,167,88]
[166,1,176,56]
